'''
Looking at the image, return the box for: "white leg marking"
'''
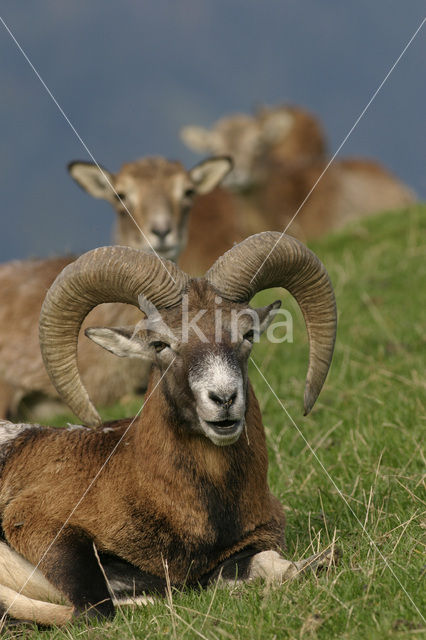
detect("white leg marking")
[0,584,73,626]
[248,547,340,583]
[249,550,298,581]
[0,541,63,602]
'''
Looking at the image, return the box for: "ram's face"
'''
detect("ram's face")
[185,344,248,446]
[86,282,279,446]
[147,294,254,446]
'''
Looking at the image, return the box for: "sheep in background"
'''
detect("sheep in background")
[0,156,231,420]
[181,105,327,191]
[0,232,338,626]
[68,155,232,263]
[181,104,416,240]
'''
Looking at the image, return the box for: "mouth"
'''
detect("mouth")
[206,419,238,430]
[200,418,244,446]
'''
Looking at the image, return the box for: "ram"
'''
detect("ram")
[0,156,231,420]
[181,105,416,239]
[0,232,337,626]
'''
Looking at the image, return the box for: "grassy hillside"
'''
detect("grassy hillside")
[10,205,425,639]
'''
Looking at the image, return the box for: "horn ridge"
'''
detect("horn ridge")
[206,232,337,414]
[39,246,189,426]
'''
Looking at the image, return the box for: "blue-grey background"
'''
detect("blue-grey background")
[0,1,425,261]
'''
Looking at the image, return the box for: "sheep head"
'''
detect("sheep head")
[39,233,337,430]
[181,114,262,190]
[68,156,232,262]
[86,281,280,445]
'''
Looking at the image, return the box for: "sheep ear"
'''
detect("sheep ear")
[255,300,282,334]
[189,157,233,194]
[180,126,221,153]
[85,327,152,359]
[68,161,115,201]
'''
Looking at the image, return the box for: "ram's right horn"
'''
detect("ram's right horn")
[206,231,337,414]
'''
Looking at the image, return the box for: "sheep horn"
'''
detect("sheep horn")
[39,247,189,426]
[206,232,337,415]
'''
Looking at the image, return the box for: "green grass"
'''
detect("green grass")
[6,205,426,639]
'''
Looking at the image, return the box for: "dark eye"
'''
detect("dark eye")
[151,341,169,353]
[115,192,126,202]
[243,330,254,343]
[183,188,196,199]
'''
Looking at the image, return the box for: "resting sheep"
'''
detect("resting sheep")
[181,105,328,190]
[0,156,231,420]
[68,155,232,265]
[181,105,416,240]
[0,232,337,626]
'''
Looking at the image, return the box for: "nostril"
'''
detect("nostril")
[228,392,237,406]
[208,391,223,405]
[152,227,171,240]
[208,391,238,406]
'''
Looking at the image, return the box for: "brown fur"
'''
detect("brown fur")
[179,187,246,273]
[254,105,328,177]
[252,156,415,241]
[331,158,416,227]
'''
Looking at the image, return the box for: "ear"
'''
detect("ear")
[180,126,221,153]
[255,300,282,334]
[68,161,115,201]
[260,111,294,144]
[85,327,152,360]
[189,156,233,194]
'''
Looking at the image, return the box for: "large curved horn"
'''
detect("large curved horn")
[39,247,189,426]
[206,232,337,415]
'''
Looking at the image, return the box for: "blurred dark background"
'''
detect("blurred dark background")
[1,1,425,261]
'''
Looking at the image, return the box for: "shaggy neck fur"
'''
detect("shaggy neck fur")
[121,373,277,581]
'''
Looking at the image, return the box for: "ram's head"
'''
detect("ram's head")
[40,233,337,444]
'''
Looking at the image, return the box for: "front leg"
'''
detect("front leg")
[4,514,114,620]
